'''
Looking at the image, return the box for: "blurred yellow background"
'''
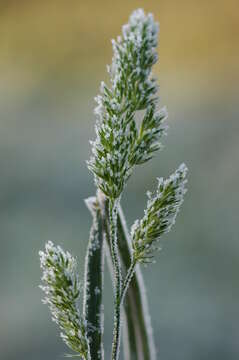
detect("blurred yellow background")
[0,1,238,359]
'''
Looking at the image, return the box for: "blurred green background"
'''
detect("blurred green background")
[0,1,238,359]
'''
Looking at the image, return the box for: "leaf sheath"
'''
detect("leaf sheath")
[83,197,105,360]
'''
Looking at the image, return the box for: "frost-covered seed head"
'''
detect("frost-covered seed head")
[39,241,89,358]
[88,9,167,199]
[131,164,188,263]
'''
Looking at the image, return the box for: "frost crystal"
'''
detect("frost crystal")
[88,9,167,199]
[39,241,89,358]
[131,164,188,263]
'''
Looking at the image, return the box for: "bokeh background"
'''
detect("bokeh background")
[1,1,238,359]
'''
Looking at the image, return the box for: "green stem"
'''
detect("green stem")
[100,194,156,360]
[109,199,122,360]
[120,259,136,305]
